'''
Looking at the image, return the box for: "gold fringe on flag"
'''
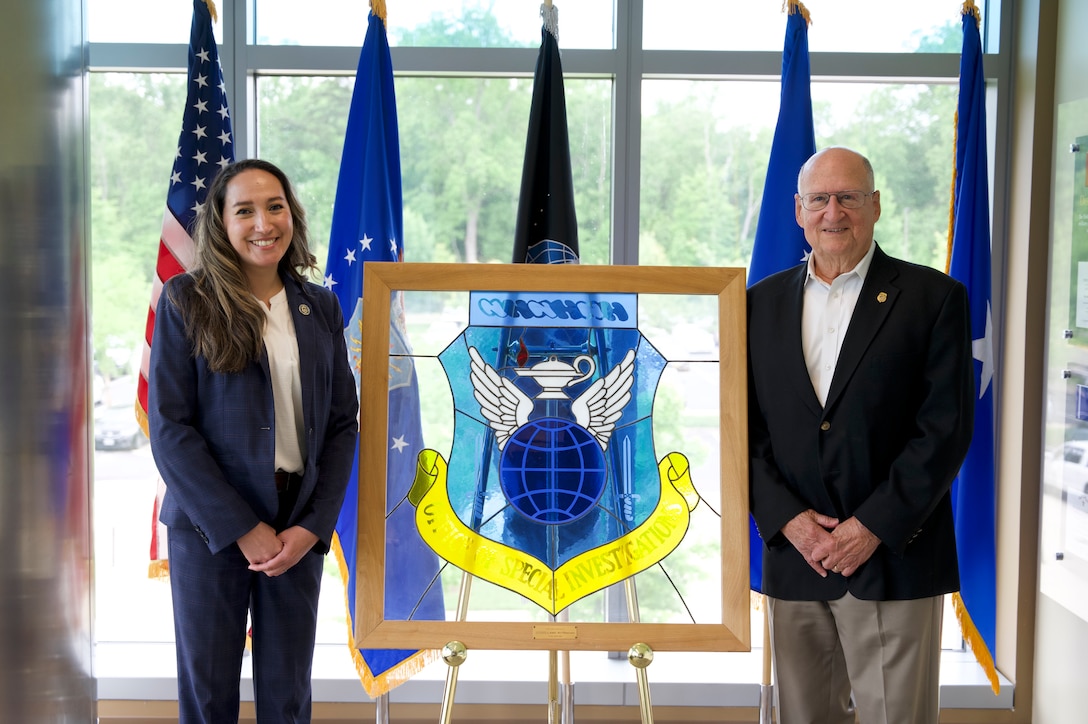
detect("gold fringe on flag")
[330,531,440,698]
[783,0,812,26]
[953,591,1001,694]
[202,0,218,24]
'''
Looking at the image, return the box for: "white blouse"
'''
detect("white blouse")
[263,288,305,474]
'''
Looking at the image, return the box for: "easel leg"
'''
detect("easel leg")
[628,643,654,724]
[438,641,467,724]
[437,571,475,723]
[556,608,573,724]
[548,650,559,724]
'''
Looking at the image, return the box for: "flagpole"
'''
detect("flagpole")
[374,692,389,724]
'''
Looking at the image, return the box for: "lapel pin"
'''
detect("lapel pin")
[299,303,311,316]
[876,292,888,303]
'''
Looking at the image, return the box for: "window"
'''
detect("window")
[643,0,967,53]
[89,0,1004,705]
[87,0,221,43]
[254,0,615,49]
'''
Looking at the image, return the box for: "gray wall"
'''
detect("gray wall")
[0,0,95,720]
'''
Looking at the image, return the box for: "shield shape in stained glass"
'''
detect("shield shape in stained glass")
[408,292,699,614]
[353,263,750,655]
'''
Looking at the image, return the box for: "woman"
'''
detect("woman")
[148,159,358,723]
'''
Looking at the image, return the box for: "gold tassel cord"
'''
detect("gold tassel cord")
[371,0,387,25]
[202,0,218,25]
[783,0,812,27]
[945,108,958,274]
[962,0,982,28]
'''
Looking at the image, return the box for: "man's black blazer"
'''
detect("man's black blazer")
[748,243,974,602]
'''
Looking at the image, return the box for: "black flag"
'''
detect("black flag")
[512,4,579,264]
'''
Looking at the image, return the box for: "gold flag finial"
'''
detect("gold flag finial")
[202,0,218,24]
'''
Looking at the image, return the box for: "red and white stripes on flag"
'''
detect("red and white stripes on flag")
[139,0,234,577]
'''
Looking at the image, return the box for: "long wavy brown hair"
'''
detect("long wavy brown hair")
[168,159,319,373]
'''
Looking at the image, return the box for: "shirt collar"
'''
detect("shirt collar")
[805,240,877,287]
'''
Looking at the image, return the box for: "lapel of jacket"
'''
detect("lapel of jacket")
[284,278,316,427]
[823,244,900,412]
[778,264,824,417]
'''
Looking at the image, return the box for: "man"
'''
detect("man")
[748,146,974,724]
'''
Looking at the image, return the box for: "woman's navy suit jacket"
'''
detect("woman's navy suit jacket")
[148,273,359,555]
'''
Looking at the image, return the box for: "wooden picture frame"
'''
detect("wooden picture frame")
[353,262,749,653]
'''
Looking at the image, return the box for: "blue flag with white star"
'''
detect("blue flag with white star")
[947,0,999,694]
[747,0,815,593]
[323,7,444,697]
[748,1,815,287]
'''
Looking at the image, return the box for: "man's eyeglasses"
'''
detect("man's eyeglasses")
[798,190,875,211]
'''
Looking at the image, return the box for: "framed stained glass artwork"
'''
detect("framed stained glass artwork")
[352,263,749,653]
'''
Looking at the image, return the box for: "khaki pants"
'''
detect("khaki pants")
[768,593,943,724]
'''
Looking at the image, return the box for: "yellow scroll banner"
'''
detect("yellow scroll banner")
[408,448,700,615]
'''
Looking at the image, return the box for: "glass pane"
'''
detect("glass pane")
[382,284,729,628]
[255,76,354,267]
[254,0,614,49]
[640,79,956,270]
[643,0,968,53]
[90,72,188,642]
[1040,99,1088,625]
[88,0,223,44]
[256,75,612,266]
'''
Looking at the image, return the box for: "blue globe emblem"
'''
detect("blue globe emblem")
[524,239,579,265]
[499,418,606,524]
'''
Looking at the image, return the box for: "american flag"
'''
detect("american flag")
[140,0,234,576]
